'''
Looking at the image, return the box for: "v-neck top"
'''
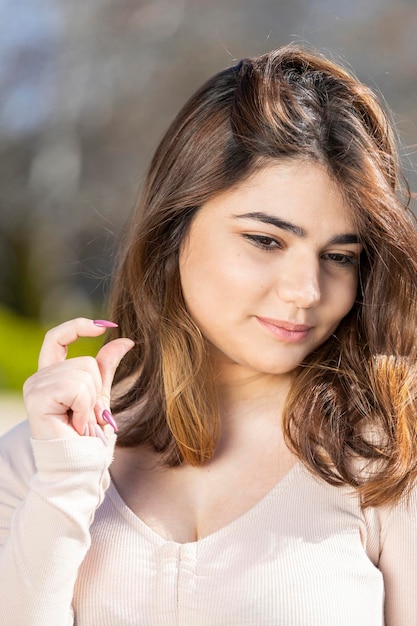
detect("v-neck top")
[0,420,417,625]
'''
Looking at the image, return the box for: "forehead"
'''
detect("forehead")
[201,160,355,230]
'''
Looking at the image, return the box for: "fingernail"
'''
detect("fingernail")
[93,320,118,328]
[94,424,109,446]
[83,425,89,436]
[102,409,118,432]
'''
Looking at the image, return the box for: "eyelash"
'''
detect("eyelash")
[243,234,359,267]
[243,234,281,251]
[322,253,358,267]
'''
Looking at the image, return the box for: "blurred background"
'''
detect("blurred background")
[1,0,417,432]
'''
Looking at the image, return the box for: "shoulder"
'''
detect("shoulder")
[378,485,417,540]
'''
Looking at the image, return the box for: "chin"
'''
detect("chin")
[247,360,303,377]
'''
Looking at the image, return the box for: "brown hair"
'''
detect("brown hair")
[108,44,417,507]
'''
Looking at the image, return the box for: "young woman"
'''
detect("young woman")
[1,44,417,625]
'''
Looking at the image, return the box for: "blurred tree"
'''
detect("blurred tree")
[0,0,416,329]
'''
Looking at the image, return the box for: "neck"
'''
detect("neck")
[214,363,294,423]
[206,364,294,463]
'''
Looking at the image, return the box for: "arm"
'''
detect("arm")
[379,487,417,625]
[0,319,133,626]
[0,422,114,626]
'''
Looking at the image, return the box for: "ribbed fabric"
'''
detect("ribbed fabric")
[0,420,416,625]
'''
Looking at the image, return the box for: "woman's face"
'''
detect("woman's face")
[179,161,362,378]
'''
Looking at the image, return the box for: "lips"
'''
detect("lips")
[256,316,313,342]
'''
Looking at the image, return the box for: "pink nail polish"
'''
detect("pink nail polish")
[93,320,118,328]
[94,424,109,446]
[102,409,118,432]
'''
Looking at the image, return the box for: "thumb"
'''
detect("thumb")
[95,337,135,403]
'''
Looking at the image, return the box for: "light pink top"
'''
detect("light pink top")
[0,420,416,625]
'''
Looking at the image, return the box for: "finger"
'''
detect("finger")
[24,366,100,440]
[38,318,117,369]
[69,393,97,435]
[24,361,100,414]
[96,338,135,390]
[94,338,135,422]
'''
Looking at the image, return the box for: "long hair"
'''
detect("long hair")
[108,44,417,506]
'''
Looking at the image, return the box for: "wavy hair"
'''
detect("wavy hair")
[108,44,417,507]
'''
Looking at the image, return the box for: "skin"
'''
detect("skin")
[179,160,362,393]
[23,319,134,441]
[26,160,363,542]
[111,161,363,542]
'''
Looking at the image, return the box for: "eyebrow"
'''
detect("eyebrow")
[231,211,361,246]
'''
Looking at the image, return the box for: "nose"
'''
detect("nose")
[278,258,321,309]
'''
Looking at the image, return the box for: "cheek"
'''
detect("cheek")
[179,245,226,314]
[181,245,253,299]
[337,276,358,317]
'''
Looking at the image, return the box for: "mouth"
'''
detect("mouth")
[256,316,313,342]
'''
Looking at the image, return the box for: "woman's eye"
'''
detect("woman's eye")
[323,252,358,267]
[244,234,281,250]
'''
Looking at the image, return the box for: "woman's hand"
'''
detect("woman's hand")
[23,318,134,441]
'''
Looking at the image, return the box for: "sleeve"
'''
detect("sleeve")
[0,420,115,626]
[378,486,417,626]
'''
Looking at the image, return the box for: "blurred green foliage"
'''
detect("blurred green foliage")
[0,306,103,390]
